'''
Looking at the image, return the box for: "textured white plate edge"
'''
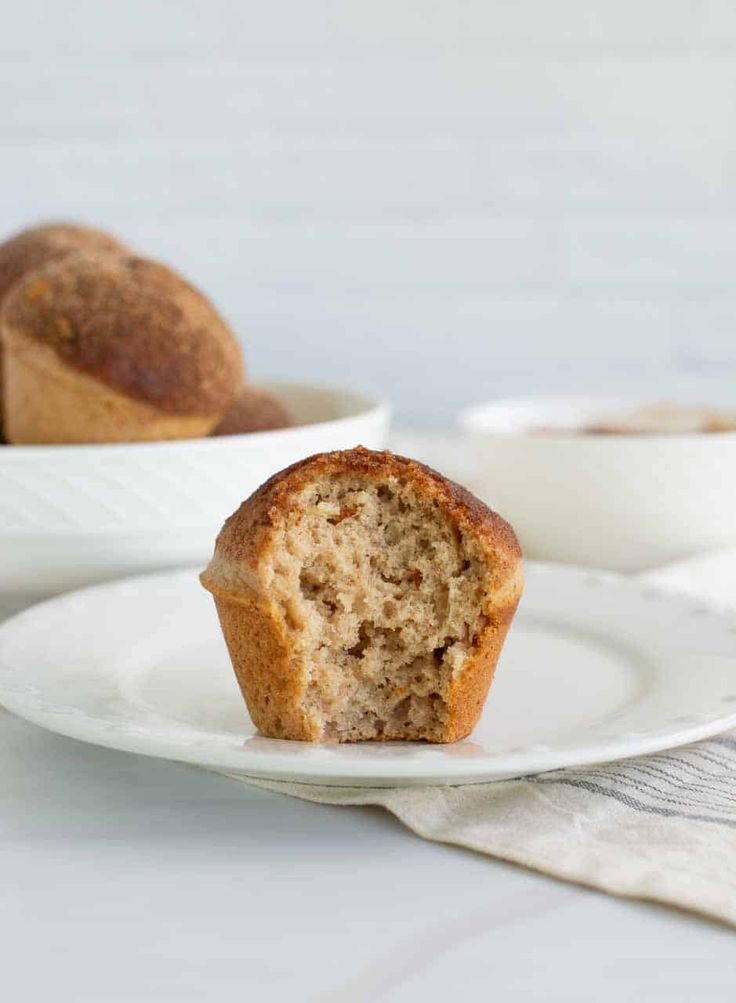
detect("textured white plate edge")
[5,692,736,788]
[3,564,736,788]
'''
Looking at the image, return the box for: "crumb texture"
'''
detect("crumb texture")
[269,474,493,740]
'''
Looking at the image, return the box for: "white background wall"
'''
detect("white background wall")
[2,1,735,425]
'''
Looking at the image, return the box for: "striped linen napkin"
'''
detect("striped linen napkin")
[224,547,736,927]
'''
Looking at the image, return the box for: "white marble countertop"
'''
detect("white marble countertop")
[2,682,735,1001]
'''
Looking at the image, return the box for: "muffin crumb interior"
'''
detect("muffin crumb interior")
[265,473,491,741]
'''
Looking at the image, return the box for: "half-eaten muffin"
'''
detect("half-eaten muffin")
[201,447,523,743]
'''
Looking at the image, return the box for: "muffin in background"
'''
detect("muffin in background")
[212,386,293,436]
[0,222,129,437]
[2,253,243,444]
[0,223,127,301]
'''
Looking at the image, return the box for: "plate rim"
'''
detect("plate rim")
[2,563,736,788]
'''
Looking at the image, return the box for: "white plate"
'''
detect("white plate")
[1,564,736,787]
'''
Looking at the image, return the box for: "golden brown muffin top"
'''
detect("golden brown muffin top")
[212,386,293,436]
[2,252,244,416]
[0,222,127,302]
[205,447,521,588]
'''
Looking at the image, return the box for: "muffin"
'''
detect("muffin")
[0,223,127,301]
[1,253,243,444]
[201,447,523,743]
[0,222,128,436]
[212,386,293,436]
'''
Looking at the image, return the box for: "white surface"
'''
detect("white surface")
[3,563,736,787]
[2,708,735,1003]
[3,2,736,425]
[461,395,736,570]
[2,547,736,999]
[0,382,388,597]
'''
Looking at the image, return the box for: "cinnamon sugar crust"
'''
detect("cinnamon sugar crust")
[2,252,243,416]
[0,222,127,302]
[210,447,520,575]
[0,222,129,434]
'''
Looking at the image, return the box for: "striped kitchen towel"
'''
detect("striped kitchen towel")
[226,548,736,927]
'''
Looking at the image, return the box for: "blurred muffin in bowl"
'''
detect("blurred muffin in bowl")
[0,222,129,436]
[212,385,293,436]
[0,219,391,598]
[1,253,243,444]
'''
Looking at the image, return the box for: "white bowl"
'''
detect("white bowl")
[0,382,390,599]
[460,396,736,572]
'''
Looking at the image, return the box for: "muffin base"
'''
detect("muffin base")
[3,330,217,444]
